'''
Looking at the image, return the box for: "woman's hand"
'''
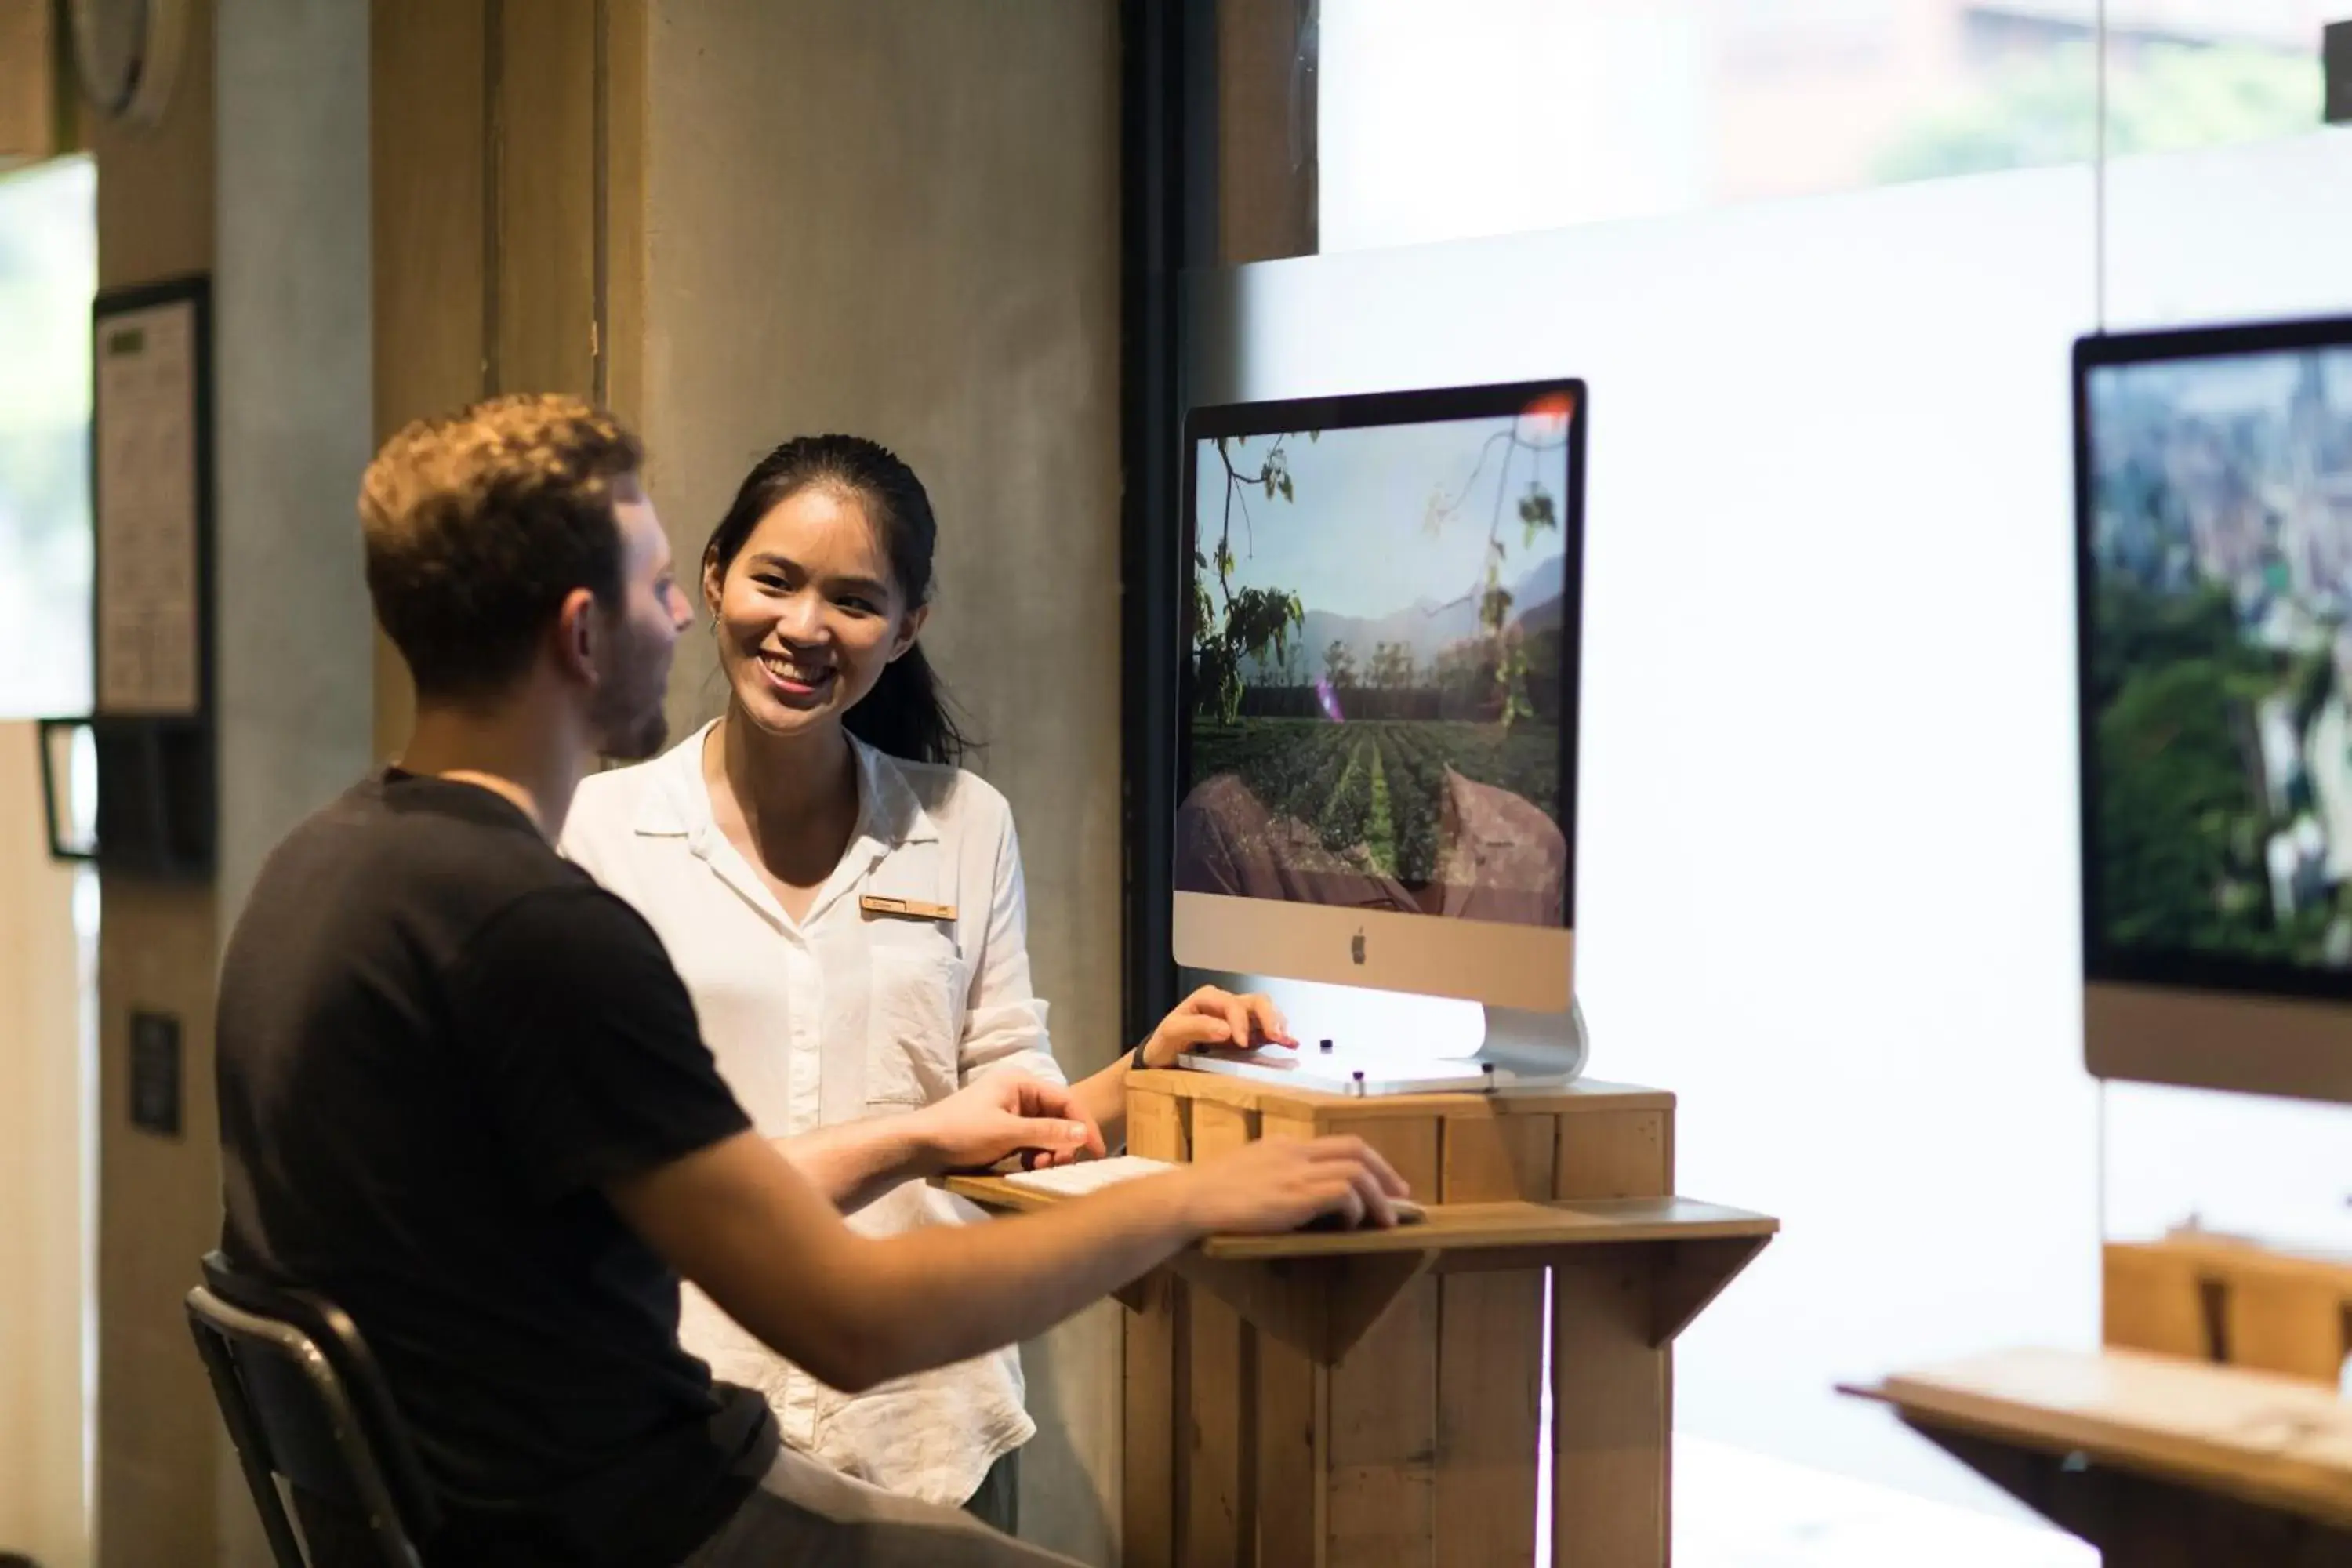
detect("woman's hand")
[1138,985,1296,1070]
[910,1072,1107,1174]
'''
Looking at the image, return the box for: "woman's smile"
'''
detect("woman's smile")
[757,647,837,702]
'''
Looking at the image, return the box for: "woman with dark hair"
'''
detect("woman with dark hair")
[562,435,1289,1531]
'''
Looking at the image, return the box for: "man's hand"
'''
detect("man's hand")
[909,1072,1107,1174]
[1138,985,1298,1069]
[1168,1135,1409,1233]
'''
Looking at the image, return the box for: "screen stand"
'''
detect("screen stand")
[1479,997,1590,1082]
[1175,972,1588,1097]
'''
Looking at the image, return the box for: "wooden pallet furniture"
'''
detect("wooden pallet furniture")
[949,1069,1778,1567]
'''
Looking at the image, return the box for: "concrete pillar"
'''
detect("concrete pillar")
[213,0,375,925]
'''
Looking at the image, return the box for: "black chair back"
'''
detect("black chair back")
[186,1250,440,1568]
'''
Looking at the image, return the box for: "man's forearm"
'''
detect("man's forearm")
[829,1174,1198,1381]
[612,1123,1361,1399]
[775,1116,935,1214]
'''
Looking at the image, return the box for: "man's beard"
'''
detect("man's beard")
[590,618,672,762]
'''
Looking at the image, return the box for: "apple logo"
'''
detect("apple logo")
[1350,927,1366,966]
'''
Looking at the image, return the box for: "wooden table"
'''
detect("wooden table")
[1847,1347,2352,1566]
[949,1070,1779,1567]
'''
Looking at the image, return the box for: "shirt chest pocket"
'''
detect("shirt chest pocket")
[866,942,970,1107]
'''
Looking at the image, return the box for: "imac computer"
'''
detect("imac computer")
[2077,315,2352,1105]
[1171,379,1584,1093]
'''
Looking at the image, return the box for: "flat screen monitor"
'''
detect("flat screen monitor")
[2077,315,2352,1104]
[1174,380,1584,1014]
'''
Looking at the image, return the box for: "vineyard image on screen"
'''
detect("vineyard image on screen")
[1178,400,1573,931]
[2086,345,2352,971]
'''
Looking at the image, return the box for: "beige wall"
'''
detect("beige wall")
[0,724,89,1568]
[641,3,1126,1555]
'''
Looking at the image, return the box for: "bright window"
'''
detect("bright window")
[0,156,96,717]
[1317,0,2326,253]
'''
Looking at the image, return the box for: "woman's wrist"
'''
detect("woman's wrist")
[895,1102,954,1179]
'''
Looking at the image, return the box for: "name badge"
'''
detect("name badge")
[859,894,957,923]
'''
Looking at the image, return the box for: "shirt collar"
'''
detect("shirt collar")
[631,719,942,851]
[629,720,712,838]
[852,735,942,851]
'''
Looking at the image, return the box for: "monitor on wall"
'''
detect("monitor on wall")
[1173,379,1584,1015]
[2077,314,2352,1105]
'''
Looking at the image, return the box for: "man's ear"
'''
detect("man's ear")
[554,586,602,686]
[887,601,931,662]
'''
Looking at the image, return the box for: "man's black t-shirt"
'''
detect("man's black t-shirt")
[216,771,775,1566]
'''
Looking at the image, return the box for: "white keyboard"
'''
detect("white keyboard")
[1002,1154,1427,1224]
[1002,1154,1178,1196]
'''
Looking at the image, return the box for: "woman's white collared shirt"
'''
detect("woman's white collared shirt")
[560,720,1061,1506]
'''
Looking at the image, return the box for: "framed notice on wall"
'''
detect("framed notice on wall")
[94,275,210,717]
[55,274,216,881]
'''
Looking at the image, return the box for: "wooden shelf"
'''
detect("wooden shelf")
[946,1178,1776,1363]
[944,1178,1772,1260]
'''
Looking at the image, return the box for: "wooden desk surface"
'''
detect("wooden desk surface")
[1853,1347,2352,1532]
[942,1177,1776,1262]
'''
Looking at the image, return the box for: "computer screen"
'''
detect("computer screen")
[2079,321,2352,1002]
[1173,380,1583,1012]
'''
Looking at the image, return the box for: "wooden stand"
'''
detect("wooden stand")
[1848,1348,2352,1566]
[1850,1232,2352,1563]
[951,1070,1777,1567]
